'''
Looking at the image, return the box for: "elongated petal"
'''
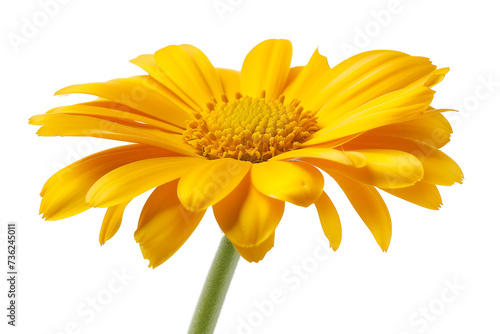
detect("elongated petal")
[33,114,197,156]
[40,145,176,221]
[306,86,435,145]
[331,172,392,251]
[213,174,285,248]
[301,133,365,150]
[233,233,275,263]
[270,147,367,168]
[130,54,201,111]
[99,201,129,245]
[32,104,184,134]
[303,50,405,110]
[316,63,440,122]
[216,68,241,100]
[177,158,251,211]
[361,112,452,148]
[342,136,463,185]
[303,50,436,114]
[87,157,206,208]
[408,67,449,90]
[154,44,223,107]
[314,192,341,250]
[316,149,423,189]
[241,39,292,99]
[283,66,303,91]
[381,182,442,210]
[251,161,324,207]
[56,76,194,127]
[282,48,329,105]
[135,180,205,268]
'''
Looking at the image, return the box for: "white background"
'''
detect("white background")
[1,0,500,333]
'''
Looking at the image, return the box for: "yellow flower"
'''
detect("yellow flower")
[30,39,463,267]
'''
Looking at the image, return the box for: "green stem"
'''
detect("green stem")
[188,236,240,334]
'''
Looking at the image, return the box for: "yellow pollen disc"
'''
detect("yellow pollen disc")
[183,94,319,162]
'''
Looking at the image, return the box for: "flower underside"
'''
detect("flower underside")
[183,93,318,162]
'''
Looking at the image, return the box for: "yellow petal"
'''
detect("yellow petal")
[55,76,194,128]
[99,201,129,245]
[233,233,275,263]
[35,104,184,134]
[87,156,205,208]
[282,48,330,106]
[409,67,450,90]
[381,182,442,210]
[342,136,463,186]
[33,114,197,156]
[302,106,456,149]
[301,133,364,150]
[40,145,175,221]
[177,158,251,212]
[282,66,303,91]
[216,68,241,100]
[240,39,293,99]
[306,86,435,145]
[251,161,324,207]
[213,174,285,248]
[316,149,424,189]
[270,147,367,168]
[135,180,205,268]
[317,60,439,122]
[130,54,200,111]
[361,112,452,148]
[304,50,436,114]
[314,192,341,250]
[154,44,223,107]
[331,172,391,251]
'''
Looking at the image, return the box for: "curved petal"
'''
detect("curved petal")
[130,54,201,111]
[381,182,442,210]
[314,192,341,250]
[55,76,194,128]
[409,67,449,90]
[99,201,129,245]
[177,158,251,212]
[282,48,330,105]
[213,174,285,248]
[233,232,275,263]
[306,86,436,145]
[342,136,463,186]
[40,145,176,221]
[301,133,364,150]
[303,50,437,115]
[33,114,197,156]
[154,44,223,107]
[240,39,293,99]
[316,65,443,123]
[87,156,206,208]
[360,112,452,148]
[331,172,391,251]
[315,149,424,189]
[135,180,205,268]
[216,68,241,100]
[283,66,303,91]
[270,147,367,168]
[32,104,185,134]
[251,161,324,207]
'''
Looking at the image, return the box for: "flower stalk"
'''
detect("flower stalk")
[188,236,240,334]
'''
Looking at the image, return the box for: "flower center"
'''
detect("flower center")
[183,93,318,162]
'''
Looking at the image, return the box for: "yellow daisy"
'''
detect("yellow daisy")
[30,39,463,268]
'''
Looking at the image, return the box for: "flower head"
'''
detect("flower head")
[30,39,463,267]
